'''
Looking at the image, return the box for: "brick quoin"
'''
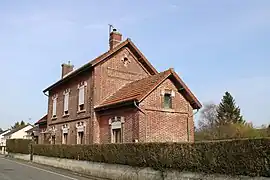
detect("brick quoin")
[41,29,201,145]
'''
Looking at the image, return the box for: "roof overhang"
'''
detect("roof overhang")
[43,39,158,93]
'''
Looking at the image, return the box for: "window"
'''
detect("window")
[164,93,172,109]
[77,132,84,144]
[78,86,85,111]
[51,135,56,145]
[113,128,121,143]
[52,96,57,118]
[63,90,69,115]
[63,133,68,144]
[109,116,124,143]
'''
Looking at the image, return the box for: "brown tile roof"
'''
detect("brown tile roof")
[96,68,202,110]
[43,39,158,92]
[35,115,47,125]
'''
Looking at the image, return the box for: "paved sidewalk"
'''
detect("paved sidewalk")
[0,157,99,180]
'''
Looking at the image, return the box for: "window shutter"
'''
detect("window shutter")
[79,87,85,105]
[64,93,69,111]
[52,99,57,116]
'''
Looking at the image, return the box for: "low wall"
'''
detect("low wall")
[8,153,270,180]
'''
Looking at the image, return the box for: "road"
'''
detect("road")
[0,156,95,180]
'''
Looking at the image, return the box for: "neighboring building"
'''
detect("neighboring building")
[0,130,10,146]
[0,130,10,154]
[25,126,39,144]
[34,115,49,144]
[3,124,33,140]
[43,28,202,145]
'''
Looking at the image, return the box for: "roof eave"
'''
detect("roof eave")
[94,99,136,112]
[43,64,93,93]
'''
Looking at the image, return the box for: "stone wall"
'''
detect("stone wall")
[7,153,270,180]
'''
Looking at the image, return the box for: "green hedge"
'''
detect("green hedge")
[33,138,270,177]
[6,139,32,154]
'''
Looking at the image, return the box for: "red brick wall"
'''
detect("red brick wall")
[97,108,139,143]
[93,47,150,106]
[139,78,194,142]
[47,70,92,144]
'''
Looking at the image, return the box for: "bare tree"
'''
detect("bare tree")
[197,103,217,131]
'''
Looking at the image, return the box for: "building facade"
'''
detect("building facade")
[43,29,202,145]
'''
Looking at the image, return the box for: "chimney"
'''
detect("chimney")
[109,28,122,50]
[61,61,74,78]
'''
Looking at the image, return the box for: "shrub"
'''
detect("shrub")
[33,138,270,177]
[6,139,32,154]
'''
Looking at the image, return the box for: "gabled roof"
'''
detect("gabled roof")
[43,39,158,92]
[25,126,39,133]
[4,124,33,137]
[35,115,47,125]
[95,68,202,110]
[0,129,10,136]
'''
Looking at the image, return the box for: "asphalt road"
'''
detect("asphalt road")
[0,156,95,180]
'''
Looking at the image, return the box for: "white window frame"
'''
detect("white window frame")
[76,121,86,144]
[63,89,70,115]
[62,124,69,144]
[77,81,87,112]
[52,94,58,118]
[109,116,125,143]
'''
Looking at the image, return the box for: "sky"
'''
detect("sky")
[0,0,269,129]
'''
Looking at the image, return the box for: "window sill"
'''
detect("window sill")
[77,109,86,114]
[51,117,57,120]
[62,114,70,118]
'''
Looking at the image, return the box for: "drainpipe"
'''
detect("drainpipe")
[187,105,199,142]
[133,101,145,115]
[133,101,146,142]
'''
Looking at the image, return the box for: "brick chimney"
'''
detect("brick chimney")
[109,28,122,50]
[61,61,74,78]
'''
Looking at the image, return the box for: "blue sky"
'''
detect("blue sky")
[0,0,269,129]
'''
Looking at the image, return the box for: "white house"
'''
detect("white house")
[0,130,11,146]
[0,129,11,154]
[3,124,33,140]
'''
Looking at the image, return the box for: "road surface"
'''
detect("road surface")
[0,156,95,180]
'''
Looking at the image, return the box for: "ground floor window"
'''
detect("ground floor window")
[51,135,56,144]
[77,131,84,144]
[112,128,122,143]
[62,133,68,144]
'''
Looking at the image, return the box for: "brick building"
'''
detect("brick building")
[42,29,202,145]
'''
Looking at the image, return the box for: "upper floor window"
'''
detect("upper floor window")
[78,81,87,112]
[63,89,70,115]
[164,93,172,109]
[162,89,175,109]
[52,94,58,118]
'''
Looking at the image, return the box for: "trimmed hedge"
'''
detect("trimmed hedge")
[6,139,32,154]
[32,138,270,177]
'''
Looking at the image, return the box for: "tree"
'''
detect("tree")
[195,103,219,141]
[11,121,26,129]
[216,91,244,126]
[197,103,217,131]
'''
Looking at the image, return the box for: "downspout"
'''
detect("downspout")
[134,101,146,142]
[187,107,199,142]
[133,101,145,115]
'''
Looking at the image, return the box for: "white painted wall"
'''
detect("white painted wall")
[0,130,11,146]
[9,125,33,139]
